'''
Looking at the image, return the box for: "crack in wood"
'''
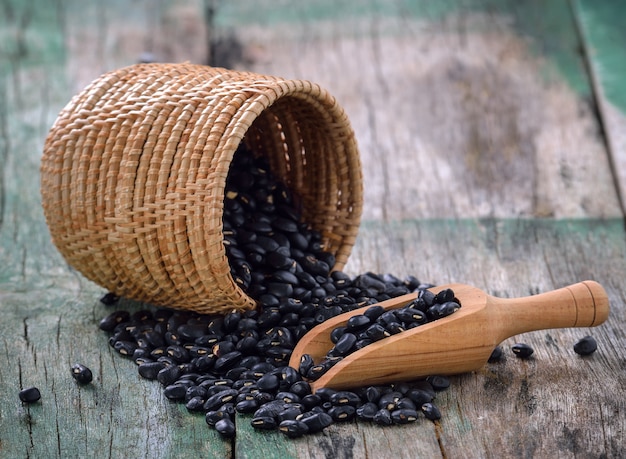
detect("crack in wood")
[569,0,626,218]
[433,420,447,459]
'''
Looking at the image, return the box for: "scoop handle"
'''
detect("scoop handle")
[494,280,609,340]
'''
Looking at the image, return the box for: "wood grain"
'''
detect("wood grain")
[218,0,621,220]
[572,0,626,213]
[1,0,625,458]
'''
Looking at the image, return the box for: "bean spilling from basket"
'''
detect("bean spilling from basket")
[94,143,596,439]
[97,143,460,438]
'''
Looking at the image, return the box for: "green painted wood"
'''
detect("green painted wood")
[2,0,626,458]
[573,0,626,113]
[3,217,625,458]
[572,0,626,213]
[0,1,230,458]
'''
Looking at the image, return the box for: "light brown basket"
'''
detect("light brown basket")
[40,63,363,314]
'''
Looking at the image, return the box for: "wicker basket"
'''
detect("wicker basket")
[40,63,363,314]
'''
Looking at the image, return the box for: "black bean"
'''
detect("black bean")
[166,345,190,363]
[186,396,206,412]
[275,391,300,403]
[434,288,455,304]
[279,366,301,387]
[279,419,309,438]
[214,351,242,372]
[373,408,393,426]
[354,338,373,350]
[19,387,41,403]
[396,397,417,411]
[99,310,130,331]
[205,408,231,426]
[330,391,361,406]
[356,402,378,421]
[330,326,347,344]
[100,292,120,306]
[138,361,166,380]
[385,322,405,335]
[328,333,357,357]
[236,399,259,414]
[364,323,389,341]
[143,330,166,348]
[365,386,382,403]
[157,365,182,386]
[290,380,312,398]
[488,346,504,362]
[253,400,292,419]
[395,308,427,325]
[427,301,460,320]
[345,314,371,332]
[251,416,278,430]
[301,394,322,410]
[257,374,280,391]
[574,335,598,356]
[186,385,207,400]
[215,418,236,438]
[328,405,356,422]
[406,388,433,406]
[355,274,387,293]
[391,408,419,424]
[306,360,335,381]
[419,289,436,307]
[164,384,188,400]
[164,331,182,346]
[300,256,330,277]
[272,270,299,285]
[411,380,436,398]
[204,389,238,411]
[427,375,450,391]
[512,343,534,359]
[421,402,442,421]
[266,282,293,298]
[378,391,402,411]
[378,310,398,327]
[361,305,383,322]
[70,363,93,384]
[299,412,333,433]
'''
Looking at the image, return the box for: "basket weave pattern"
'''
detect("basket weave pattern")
[41,63,363,314]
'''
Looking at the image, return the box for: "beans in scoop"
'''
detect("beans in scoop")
[302,289,461,381]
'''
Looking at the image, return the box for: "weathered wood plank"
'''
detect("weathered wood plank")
[216,0,621,220]
[347,218,626,459]
[572,0,626,213]
[0,1,229,458]
[3,218,624,459]
[1,1,626,458]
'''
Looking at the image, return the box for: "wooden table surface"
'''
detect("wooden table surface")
[1,1,625,457]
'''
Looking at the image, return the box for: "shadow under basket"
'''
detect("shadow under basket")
[40,63,363,315]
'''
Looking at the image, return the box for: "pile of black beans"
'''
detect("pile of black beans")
[99,143,461,438]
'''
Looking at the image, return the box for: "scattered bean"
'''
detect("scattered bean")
[215,418,236,438]
[512,343,534,359]
[71,363,93,384]
[574,336,598,356]
[488,346,503,362]
[421,402,442,421]
[19,387,41,403]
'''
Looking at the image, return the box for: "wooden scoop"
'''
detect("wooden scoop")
[288,281,609,391]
